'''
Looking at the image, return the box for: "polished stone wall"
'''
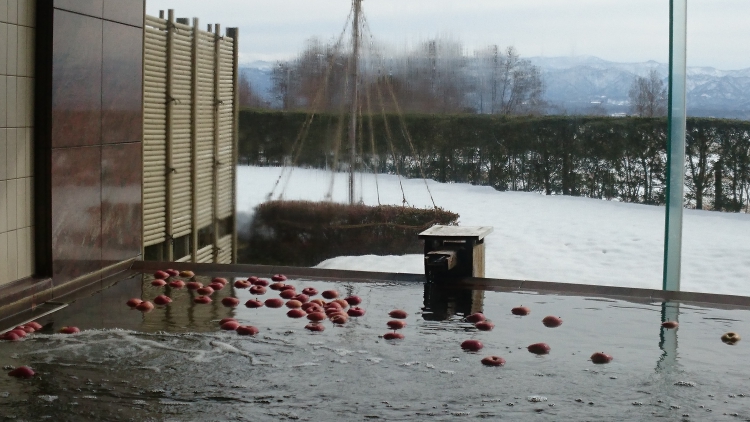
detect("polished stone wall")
[46,0,144,285]
[0,0,36,287]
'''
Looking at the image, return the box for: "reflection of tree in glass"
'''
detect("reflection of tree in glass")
[628,69,667,117]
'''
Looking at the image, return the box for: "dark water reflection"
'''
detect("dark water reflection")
[0,272,748,421]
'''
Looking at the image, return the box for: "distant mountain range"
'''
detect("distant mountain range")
[241,57,750,119]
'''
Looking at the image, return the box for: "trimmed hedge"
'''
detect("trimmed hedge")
[239,109,750,212]
[240,200,459,266]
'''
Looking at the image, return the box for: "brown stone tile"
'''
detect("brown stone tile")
[51,146,102,286]
[54,0,103,18]
[103,0,143,27]
[102,21,142,145]
[101,143,142,266]
[51,10,102,148]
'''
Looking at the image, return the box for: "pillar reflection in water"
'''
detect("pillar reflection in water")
[656,301,680,372]
[422,282,484,321]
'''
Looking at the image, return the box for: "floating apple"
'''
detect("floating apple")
[245,299,264,308]
[168,280,185,288]
[512,306,531,316]
[661,321,678,329]
[179,270,195,278]
[475,321,495,331]
[236,325,259,336]
[194,296,212,304]
[253,279,270,287]
[310,299,326,306]
[287,309,306,319]
[306,305,324,315]
[220,321,240,331]
[384,332,404,340]
[59,326,81,334]
[330,314,348,324]
[265,298,284,308]
[126,298,143,308]
[136,301,154,312]
[8,366,35,378]
[347,307,366,317]
[221,297,240,308]
[151,279,167,287]
[209,282,225,291]
[461,339,484,352]
[16,326,33,333]
[332,299,349,309]
[387,320,407,330]
[234,280,251,289]
[26,322,42,331]
[9,329,26,338]
[286,300,303,309]
[280,285,296,292]
[344,295,362,306]
[590,352,613,364]
[388,310,408,319]
[185,281,202,290]
[302,287,318,296]
[325,302,342,310]
[527,343,551,355]
[1,332,20,341]
[272,274,287,282]
[165,269,180,277]
[269,282,286,291]
[466,313,485,323]
[220,318,237,325]
[305,323,325,332]
[154,270,170,279]
[301,302,318,311]
[293,294,309,304]
[542,316,563,328]
[247,276,259,283]
[481,356,506,367]
[153,295,172,305]
[249,286,267,295]
[321,290,339,299]
[212,277,228,286]
[722,332,741,345]
[197,286,214,296]
[307,312,327,322]
[279,290,297,299]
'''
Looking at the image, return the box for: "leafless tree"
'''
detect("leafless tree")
[238,72,266,108]
[628,69,667,117]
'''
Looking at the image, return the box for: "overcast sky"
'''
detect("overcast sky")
[146,0,750,70]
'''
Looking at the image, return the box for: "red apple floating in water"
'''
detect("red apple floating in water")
[16,326,34,333]
[220,321,240,331]
[209,282,225,291]
[279,290,297,299]
[247,276,259,283]
[151,279,167,287]
[347,307,366,317]
[527,343,551,355]
[721,332,741,345]
[253,279,270,287]
[154,270,170,279]
[153,295,172,305]
[590,352,613,364]
[186,281,203,290]
[1,332,21,341]
[245,299,264,308]
[310,299,326,306]
[388,310,408,319]
[212,277,228,286]
[330,314,348,324]
[286,300,303,309]
[59,326,81,334]
[287,309,307,319]
[332,299,349,309]
[481,356,506,367]
[234,280,251,289]
[387,320,406,330]
[197,286,214,296]
[475,321,495,331]
[221,297,240,308]
[220,318,237,325]
[249,285,266,295]
[8,366,35,378]
[344,295,362,306]
[306,305,324,314]
[461,339,484,352]
[127,298,143,308]
[465,313,485,323]
[168,280,185,288]
[301,302,318,311]
[302,287,318,296]
[542,316,563,328]
[280,284,296,292]
[179,270,195,278]
[265,298,284,308]
[661,321,678,329]
[269,282,286,291]
[194,296,212,304]
[325,301,342,310]
[165,269,180,277]
[321,290,339,299]
[10,329,26,338]
[136,301,155,312]
[384,332,405,340]
[26,322,42,331]
[307,312,327,322]
[272,274,287,282]
[305,323,325,332]
[512,306,531,316]
[236,325,259,336]
[293,294,309,304]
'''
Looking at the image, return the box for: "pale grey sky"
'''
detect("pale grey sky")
[146,0,750,69]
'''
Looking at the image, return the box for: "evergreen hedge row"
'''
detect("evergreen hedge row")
[239,110,750,212]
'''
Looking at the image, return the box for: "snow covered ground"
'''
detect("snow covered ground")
[237,166,750,296]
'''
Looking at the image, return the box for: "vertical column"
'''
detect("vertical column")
[212,23,221,262]
[164,9,175,261]
[227,27,239,264]
[190,17,199,262]
[662,0,687,291]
